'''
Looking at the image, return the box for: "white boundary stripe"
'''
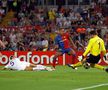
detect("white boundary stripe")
[73,83,108,90]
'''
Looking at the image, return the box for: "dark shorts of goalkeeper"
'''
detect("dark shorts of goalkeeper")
[86,54,100,64]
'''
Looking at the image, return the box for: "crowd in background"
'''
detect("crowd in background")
[0,0,108,51]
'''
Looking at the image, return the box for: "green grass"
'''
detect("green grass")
[0,66,108,90]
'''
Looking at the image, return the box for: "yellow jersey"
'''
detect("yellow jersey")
[83,35,106,56]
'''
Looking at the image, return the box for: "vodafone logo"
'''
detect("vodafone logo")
[1,51,108,65]
[0,52,58,65]
[0,55,8,64]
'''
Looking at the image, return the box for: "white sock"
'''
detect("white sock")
[33,67,41,71]
[33,65,46,71]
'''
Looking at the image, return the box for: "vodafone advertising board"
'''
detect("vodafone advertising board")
[0,51,65,65]
[0,51,108,65]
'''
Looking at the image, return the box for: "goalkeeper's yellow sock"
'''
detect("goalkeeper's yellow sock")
[73,62,82,67]
[92,64,105,70]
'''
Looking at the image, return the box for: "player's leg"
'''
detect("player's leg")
[68,48,76,56]
[67,57,87,69]
[90,63,105,70]
[25,67,33,71]
[29,63,37,67]
[68,48,76,63]
[86,54,108,72]
[0,52,2,62]
[90,63,108,72]
[24,62,36,71]
[70,54,100,69]
[0,52,2,57]
[32,65,53,71]
[25,65,42,71]
[52,51,62,69]
[45,66,55,71]
[67,48,80,69]
[105,68,108,73]
[67,62,82,70]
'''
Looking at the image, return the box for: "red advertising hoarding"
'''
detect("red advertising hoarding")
[0,51,108,65]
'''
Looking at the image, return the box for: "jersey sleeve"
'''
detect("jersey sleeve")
[101,40,106,55]
[83,39,92,57]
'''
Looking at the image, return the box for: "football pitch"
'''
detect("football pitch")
[0,66,108,90]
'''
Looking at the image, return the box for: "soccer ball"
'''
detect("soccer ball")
[83,62,90,69]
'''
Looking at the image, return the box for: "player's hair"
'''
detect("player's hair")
[90,30,97,35]
[10,55,14,60]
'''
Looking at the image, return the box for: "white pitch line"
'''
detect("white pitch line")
[73,83,108,90]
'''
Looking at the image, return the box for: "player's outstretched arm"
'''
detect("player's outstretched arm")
[69,37,77,50]
[76,40,85,50]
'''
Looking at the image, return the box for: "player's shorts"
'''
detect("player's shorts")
[17,61,30,71]
[59,48,71,54]
[86,54,100,64]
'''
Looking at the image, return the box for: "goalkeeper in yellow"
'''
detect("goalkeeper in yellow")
[67,30,108,72]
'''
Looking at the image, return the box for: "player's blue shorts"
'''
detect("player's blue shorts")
[59,48,71,54]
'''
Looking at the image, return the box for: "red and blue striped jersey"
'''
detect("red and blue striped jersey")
[55,33,71,49]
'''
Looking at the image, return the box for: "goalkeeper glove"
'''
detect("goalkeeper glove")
[103,54,107,61]
[78,55,84,61]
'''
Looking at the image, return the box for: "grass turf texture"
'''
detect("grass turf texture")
[0,66,108,90]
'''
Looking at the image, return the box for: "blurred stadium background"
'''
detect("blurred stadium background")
[0,0,108,51]
[0,0,108,90]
